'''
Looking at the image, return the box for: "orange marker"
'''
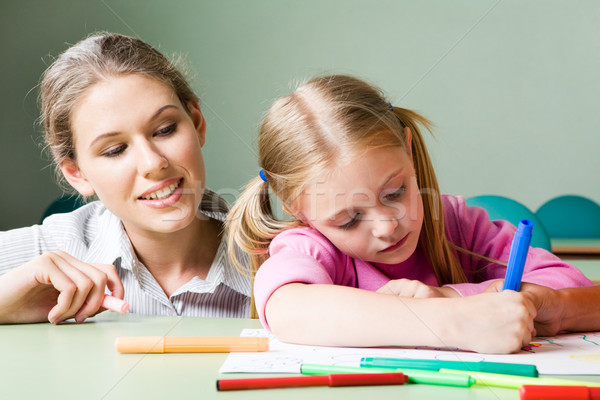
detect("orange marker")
[115,336,269,353]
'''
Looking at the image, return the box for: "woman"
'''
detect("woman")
[0,33,250,324]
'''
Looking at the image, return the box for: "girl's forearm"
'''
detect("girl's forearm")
[265,283,533,353]
[266,283,453,348]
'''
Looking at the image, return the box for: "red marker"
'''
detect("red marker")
[216,372,408,391]
[520,385,600,400]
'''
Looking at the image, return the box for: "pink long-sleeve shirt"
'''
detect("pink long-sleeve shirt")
[254,195,593,328]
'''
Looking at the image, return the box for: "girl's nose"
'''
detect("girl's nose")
[371,213,400,238]
[136,141,168,177]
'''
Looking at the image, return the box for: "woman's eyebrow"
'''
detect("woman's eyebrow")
[149,104,178,121]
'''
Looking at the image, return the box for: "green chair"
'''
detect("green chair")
[535,195,600,239]
[41,195,87,223]
[465,195,552,251]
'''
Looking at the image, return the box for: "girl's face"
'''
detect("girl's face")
[62,74,207,236]
[296,142,424,265]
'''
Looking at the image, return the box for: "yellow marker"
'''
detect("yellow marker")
[439,369,600,389]
[115,336,269,353]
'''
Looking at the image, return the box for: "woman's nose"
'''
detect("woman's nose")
[136,141,168,177]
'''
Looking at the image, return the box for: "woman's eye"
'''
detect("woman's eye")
[339,214,360,230]
[155,123,177,136]
[103,144,127,157]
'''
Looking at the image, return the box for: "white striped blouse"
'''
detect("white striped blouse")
[0,189,251,318]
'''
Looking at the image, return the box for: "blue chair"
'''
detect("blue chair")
[41,195,87,223]
[536,195,600,239]
[465,195,552,251]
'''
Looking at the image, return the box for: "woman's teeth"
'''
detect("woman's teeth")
[141,181,180,200]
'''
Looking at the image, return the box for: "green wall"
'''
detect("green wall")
[1,0,599,230]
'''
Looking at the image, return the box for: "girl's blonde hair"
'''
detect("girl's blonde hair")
[39,32,198,190]
[227,75,467,317]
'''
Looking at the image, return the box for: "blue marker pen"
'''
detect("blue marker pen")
[503,219,534,291]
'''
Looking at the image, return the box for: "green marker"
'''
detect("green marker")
[361,357,538,377]
[439,368,600,389]
[300,364,475,387]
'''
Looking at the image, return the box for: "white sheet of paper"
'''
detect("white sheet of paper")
[219,329,600,375]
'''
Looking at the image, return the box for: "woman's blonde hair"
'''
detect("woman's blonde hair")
[227,74,468,317]
[39,32,198,190]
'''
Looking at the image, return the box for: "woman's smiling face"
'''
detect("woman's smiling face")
[62,74,207,235]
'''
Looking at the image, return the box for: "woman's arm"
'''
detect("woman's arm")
[265,282,535,354]
[517,282,600,336]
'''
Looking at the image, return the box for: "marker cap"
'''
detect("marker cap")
[520,385,600,400]
[115,336,165,353]
[503,219,534,291]
[102,295,129,313]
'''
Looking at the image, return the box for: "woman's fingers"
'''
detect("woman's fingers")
[41,253,93,323]
[91,262,124,300]
[39,252,121,323]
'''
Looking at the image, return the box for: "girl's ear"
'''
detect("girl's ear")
[60,160,95,196]
[187,100,206,147]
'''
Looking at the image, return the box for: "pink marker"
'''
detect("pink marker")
[102,295,130,313]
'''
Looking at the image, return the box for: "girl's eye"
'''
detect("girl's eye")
[103,144,127,158]
[383,185,407,201]
[339,214,360,230]
[155,123,177,136]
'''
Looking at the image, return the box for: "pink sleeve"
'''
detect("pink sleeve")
[253,228,354,330]
[442,195,593,296]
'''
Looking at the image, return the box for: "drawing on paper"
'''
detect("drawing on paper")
[219,329,600,375]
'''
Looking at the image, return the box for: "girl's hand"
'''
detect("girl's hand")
[0,251,124,324]
[377,279,458,298]
[450,291,536,354]
[484,280,563,337]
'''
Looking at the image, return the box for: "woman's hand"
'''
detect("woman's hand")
[0,251,124,324]
[377,278,458,298]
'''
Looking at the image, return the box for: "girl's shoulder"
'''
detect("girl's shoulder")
[440,194,467,215]
[269,226,349,265]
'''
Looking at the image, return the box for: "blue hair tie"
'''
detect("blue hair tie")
[388,102,394,112]
[259,169,268,183]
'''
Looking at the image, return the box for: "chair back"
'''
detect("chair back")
[536,195,600,238]
[466,195,552,251]
[41,195,86,223]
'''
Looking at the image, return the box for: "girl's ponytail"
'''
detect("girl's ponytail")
[226,175,298,318]
[391,107,468,285]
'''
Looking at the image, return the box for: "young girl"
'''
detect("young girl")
[227,74,592,354]
[0,33,250,324]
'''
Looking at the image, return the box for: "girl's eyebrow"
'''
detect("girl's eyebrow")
[325,168,406,221]
[89,104,178,149]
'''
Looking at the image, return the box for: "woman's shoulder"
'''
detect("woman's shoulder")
[41,201,119,242]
